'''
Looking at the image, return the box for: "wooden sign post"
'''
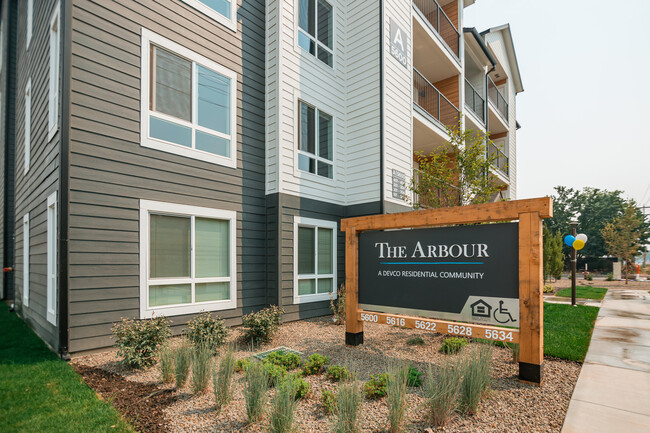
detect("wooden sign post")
[341,197,552,385]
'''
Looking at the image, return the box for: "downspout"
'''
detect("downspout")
[5,0,17,310]
[379,0,384,214]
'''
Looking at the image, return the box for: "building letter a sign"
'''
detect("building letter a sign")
[389,18,408,69]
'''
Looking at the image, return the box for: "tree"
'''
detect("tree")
[409,123,503,208]
[543,226,564,282]
[601,205,644,283]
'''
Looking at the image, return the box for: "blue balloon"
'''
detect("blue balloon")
[564,235,576,247]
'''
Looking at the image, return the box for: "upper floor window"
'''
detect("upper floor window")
[26,0,33,49]
[181,0,236,32]
[48,6,60,142]
[297,0,333,67]
[24,79,31,174]
[298,100,333,179]
[141,29,237,167]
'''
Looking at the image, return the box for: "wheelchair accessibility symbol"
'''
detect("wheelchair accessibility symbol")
[493,300,515,324]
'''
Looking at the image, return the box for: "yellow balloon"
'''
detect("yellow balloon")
[573,239,585,250]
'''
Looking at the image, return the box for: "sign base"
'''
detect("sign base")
[519,361,543,385]
[345,332,364,346]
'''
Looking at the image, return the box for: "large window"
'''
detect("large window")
[294,217,336,304]
[24,79,31,174]
[46,192,57,325]
[140,29,237,167]
[26,0,33,49]
[22,214,30,308]
[48,5,60,141]
[140,200,236,318]
[181,0,236,31]
[297,100,333,179]
[297,0,333,67]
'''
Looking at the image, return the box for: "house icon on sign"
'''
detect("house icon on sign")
[470,299,492,318]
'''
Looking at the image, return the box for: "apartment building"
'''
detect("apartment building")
[0,0,522,356]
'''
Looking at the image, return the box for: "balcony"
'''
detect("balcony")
[414,68,459,130]
[413,0,459,59]
[488,76,508,122]
[464,79,485,125]
[487,142,508,177]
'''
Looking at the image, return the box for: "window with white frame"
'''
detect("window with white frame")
[140,30,237,167]
[297,0,333,67]
[48,5,60,141]
[23,214,30,307]
[294,217,336,303]
[46,192,57,325]
[181,0,236,31]
[297,100,333,178]
[24,79,31,174]
[140,200,237,318]
[26,0,33,49]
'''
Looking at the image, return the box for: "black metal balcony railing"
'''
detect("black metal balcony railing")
[413,68,459,129]
[488,76,509,121]
[464,79,485,123]
[413,0,459,59]
[487,142,508,176]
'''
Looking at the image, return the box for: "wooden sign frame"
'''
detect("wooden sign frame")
[340,197,552,385]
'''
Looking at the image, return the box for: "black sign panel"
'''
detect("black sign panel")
[358,223,518,325]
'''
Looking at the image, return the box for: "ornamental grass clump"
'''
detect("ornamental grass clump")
[386,362,409,433]
[214,348,236,412]
[332,381,362,433]
[112,316,171,369]
[245,361,269,423]
[460,344,493,415]
[158,343,175,384]
[242,305,284,345]
[267,376,299,433]
[423,361,462,427]
[174,341,192,389]
[184,311,228,354]
[191,344,213,394]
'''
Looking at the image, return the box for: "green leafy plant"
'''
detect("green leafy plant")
[112,316,171,369]
[174,340,192,389]
[302,353,330,375]
[267,376,299,433]
[263,362,288,387]
[543,284,554,293]
[244,361,269,424]
[326,364,351,382]
[406,336,425,346]
[264,350,302,370]
[387,363,409,433]
[439,337,467,354]
[321,389,338,414]
[214,348,236,411]
[333,382,362,433]
[460,344,493,415]
[191,344,213,394]
[242,305,284,344]
[158,343,175,384]
[423,361,462,427]
[289,373,310,400]
[407,365,422,387]
[584,272,593,281]
[606,272,614,281]
[236,358,252,372]
[363,373,389,399]
[329,284,346,325]
[183,311,228,354]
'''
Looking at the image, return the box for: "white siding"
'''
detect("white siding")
[265,0,280,194]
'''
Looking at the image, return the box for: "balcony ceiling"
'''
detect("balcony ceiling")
[487,104,508,134]
[413,14,461,83]
[413,112,453,156]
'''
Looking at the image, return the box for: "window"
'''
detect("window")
[46,192,57,325]
[141,29,237,167]
[26,0,33,49]
[293,217,336,304]
[48,5,60,141]
[181,0,236,31]
[24,79,31,174]
[297,100,333,178]
[23,214,30,308]
[297,0,333,67]
[139,200,237,318]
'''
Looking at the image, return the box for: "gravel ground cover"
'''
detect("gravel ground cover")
[73,316,581,433]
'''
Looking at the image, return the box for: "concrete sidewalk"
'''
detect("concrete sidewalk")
[561,289,650,433]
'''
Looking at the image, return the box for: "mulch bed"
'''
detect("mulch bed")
[73,364,176,433]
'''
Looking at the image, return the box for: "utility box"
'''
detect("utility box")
[613,262,622,280]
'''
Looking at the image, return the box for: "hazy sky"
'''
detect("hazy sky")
[464,0,650,208]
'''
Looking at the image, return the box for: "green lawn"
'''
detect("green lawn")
[555,286,607,300]
[0,304,134,433]
[543,302,600,361]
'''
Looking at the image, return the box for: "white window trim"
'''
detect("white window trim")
[26,0,33,49]
[48,4,60,142]
[22,214,30,307]
[293,216,337,304]
[181,0,237,32]
[24,79,31,174]
[294,0,336,72]
[140,28,237,168]
[46,192,57,325]
[139,200,237,318]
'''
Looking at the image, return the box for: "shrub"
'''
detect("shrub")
[543,284,555,294]
[407,365,422,387]
[242,305,284,345]
[387,363,409,433]
[236,358,252,372]
[333,381,362,433]
[158,344,175,384]
[460,344,493,415]
[268,376,299,433]
[363,373,389,399]
[321,389,338,414]
[585,272,593,281]
[406,336,425,346]
[184,312,228,354]
[423,361,462,427]
[329,284,346,325]
[265,350,302,370]
[244,361,269,423]
[112,316,171,369]
[606,272,614,281]
[174,341,192,389]
[303,353,330,375]
[505,342,519,363]
[263,362,288,387]
[439,337,467,354]
[326,364,351,382]
[214,349,236,411]
[191,344,213,394]
[290,373,310,400]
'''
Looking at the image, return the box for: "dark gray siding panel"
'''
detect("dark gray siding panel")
[13,0,62,351]
[67,0,266,352]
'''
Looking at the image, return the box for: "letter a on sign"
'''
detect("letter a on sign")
[393,28,404,51]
